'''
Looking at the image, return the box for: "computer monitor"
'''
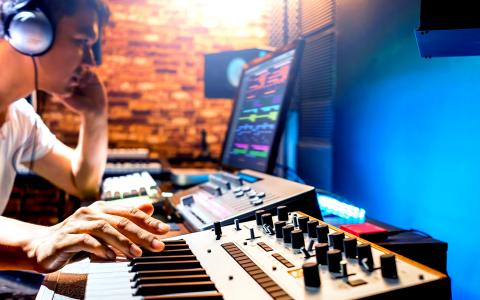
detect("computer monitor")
[221,40,304,173]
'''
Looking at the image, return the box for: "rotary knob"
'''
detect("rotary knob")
[277,205,288,221]
[357,244,374,271]
[327,249,342,273]
[315,243,329,265]
[307,220,319,238]
[329,232,345,251]
[291,229,305,250]
[261,213,273,228]
[316,224,329,243]
[282,224,295,243]
[380,254,398,279]
[274,221,286,238]
[255,210,265,226]
[302,262,321,288]
[343,237,357,258]
[298,216,309,233]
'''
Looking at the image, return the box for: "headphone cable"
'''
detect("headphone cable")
[28,55,38,173]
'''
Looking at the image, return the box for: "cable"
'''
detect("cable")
[28,56,39,174]
[386,229,432,239]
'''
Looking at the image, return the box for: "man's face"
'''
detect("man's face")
[37,5,99,96]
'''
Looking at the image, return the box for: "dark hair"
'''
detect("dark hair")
[0,0,111,34]
[39,0,111,29]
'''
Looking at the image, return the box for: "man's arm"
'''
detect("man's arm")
[31,111,107,199]
[26,71,108,199]
[0,216,46,271]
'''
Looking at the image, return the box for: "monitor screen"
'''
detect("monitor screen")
[221,41,303,173]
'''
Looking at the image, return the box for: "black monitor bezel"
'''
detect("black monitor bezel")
[220,39,305,174]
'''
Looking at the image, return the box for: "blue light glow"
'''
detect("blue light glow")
[317,194,366,221]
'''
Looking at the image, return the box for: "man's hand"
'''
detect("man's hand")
[54,70,107,117]
[23,202,169,273]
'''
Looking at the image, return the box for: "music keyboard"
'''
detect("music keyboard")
[37,210,450,300]
[84,240,223,299]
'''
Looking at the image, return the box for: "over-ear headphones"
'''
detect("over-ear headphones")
[1,0,54,56]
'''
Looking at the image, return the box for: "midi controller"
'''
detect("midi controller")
[36,208,450,300]
[172,169,320,231]
[104,148,167,177]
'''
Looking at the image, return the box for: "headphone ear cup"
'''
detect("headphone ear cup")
[6,9,53,56]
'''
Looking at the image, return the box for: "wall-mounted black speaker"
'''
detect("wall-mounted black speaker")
[204,48,271,99]
[416,0,480,57]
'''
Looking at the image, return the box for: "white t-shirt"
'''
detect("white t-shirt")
[0,99,57,214]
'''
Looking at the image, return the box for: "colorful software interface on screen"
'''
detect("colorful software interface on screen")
[222,49,296,172]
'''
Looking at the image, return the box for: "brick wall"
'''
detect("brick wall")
[42,0,269,159]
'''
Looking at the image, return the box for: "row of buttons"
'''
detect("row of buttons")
[234,186,266,206]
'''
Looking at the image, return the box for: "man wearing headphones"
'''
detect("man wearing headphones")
[0,0,169,273]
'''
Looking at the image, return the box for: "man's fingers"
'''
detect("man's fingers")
[136,202,154,216]
[78,220,142,258]
[96,204,170,235]
[100,214,165,253]
[61,234,116,260]
[86,220,142,257]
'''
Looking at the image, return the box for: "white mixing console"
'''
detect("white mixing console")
[36,209,450,299]
[173,169,319,232]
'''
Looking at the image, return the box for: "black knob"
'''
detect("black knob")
[298,216,309,233]
[307,220,319,238]
[282,224,295,243]
[261,213,273,228]
[327,249,342,273]
[344,237,357,258]
[316,225,329,243]
[329,232,345,251]
[302,262,321,288]
[315,243,329,265]
[274,221,286,238]
[277,205,288,221]
[291,229,305,249]
[357,244,374,271]
[380,254,398,279]
[214,221,222,238]
[255,210,265,226]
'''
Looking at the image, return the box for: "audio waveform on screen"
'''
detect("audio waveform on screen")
[231,143,270,158]
[239,111,278,122]
[236,123,275,137]
[242,105,280,114]
[245,64,290,100]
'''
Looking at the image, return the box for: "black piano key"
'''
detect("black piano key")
[129,255,196,266]
[142,244,190,255]
[132,274,211,288]
[133,281,217,296]
[162,240,186,244]
[141,249,193,257]
[142,292,223,299]
[131,268,207,282]
[130,260,202,272]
